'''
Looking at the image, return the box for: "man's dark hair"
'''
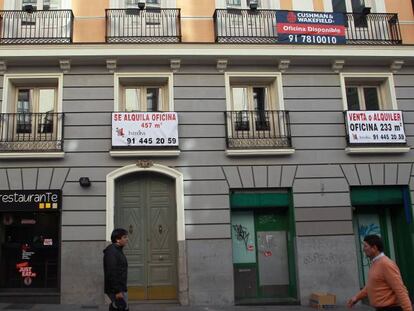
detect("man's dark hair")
[364,234,384,252]
[111,228,128,243]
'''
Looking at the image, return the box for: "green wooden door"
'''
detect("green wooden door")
[231,199,297,303]
[255,209,290,298]
[390,205,414,298]
[351,186,414,298]
[115,172,177,300]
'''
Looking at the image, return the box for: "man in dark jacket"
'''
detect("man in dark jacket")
[103,228,129,311]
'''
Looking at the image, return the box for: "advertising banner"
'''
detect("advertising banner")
[276,11,346,44]
[112,112,179,147]
[0,190,61,212]
[346,111,406,144]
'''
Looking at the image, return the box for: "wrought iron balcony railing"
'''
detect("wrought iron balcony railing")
[106,8,181,43]
[344,13,401,44]
[225,110,292,149]
[0,113,64,152]
[0,10,73,44]
[214,9,402,45]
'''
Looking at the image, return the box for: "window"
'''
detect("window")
[125,0,160,8]
[1,74,64,155]
[20,0,61,26]
[341,73,397,111]
[346,85,381,110]
[111,73,178,157]
[231,86,270,131]
[226,0,260,9]
[124,0,161,27]
[224,73,292,153]
[15,88,56,134]
[21,0,60,10]
[331,0,347,12]
[351,0,365,13]
[227,0,241,6]
[121,87,165,112]
[114,73,173,112]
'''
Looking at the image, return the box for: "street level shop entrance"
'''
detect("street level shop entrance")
[0,190,61,303]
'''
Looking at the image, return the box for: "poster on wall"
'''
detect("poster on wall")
[346,110,407,144]
[276,11,346,44]
[112,112,179,147]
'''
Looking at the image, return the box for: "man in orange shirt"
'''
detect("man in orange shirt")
[347,235,412,311]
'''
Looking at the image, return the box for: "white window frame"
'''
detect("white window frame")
[345,84,383,110]
[340,72,397,111]
[0,73,64,158]
[215,0,279,10]
[323,0,385,13]
[111,72,178,157]
[110,0,177,8]
[224,72,294,156]
[120,85,167,112]
[5,0,71,10]
[292,0,313,11]
[340,72,409,154]
[114,72,174,112]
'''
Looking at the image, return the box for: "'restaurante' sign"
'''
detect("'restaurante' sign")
[276,11,346,45]
[112,112,179,147]
[0,190,61,211]
[346,111,406,144]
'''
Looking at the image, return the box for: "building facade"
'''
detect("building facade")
[0,0,413,306]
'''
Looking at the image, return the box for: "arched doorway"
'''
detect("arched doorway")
[115,172,177,300]
[106,164,187,303]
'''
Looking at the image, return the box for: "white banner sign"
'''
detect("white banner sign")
[346,111,406,144]
[112,112,178,147]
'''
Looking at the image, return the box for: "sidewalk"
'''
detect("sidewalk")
[0,303,374,311]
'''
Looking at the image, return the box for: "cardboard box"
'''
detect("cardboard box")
[309,292,336,309]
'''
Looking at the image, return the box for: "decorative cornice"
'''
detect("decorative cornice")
[332,59,345,73]
[170,58,181,73]
[106,59,117,73]
[390,60,404,73]
[59,59,71,73]
[278,59,290,73]
[216,59,228,72]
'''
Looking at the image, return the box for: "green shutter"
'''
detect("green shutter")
[230,192,290,209]
[351,186,404,206]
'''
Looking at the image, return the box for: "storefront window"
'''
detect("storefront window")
[0,190,60,291]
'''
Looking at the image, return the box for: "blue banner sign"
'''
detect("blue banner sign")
[276,11,346,44]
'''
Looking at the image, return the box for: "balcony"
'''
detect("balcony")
[225,110,292,149]
[0,10,73,44]
[106,9,181,43]
[214,9,402,45]
[0,113,64,152]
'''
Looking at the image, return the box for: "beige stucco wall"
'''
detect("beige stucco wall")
[181,19,215,43]
[313,0,324,12]
[385,0,414,44]
[72,0,107,43]
[280,0,292,10]
[178,0,215,43]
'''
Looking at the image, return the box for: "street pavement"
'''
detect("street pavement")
[0,303,374,311]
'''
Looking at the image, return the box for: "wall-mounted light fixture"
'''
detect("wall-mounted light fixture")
[362,6,371,15]
[249,0,258,10]
[23,4,35,13]
[138,1,146,10]
[79,177,91,188]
